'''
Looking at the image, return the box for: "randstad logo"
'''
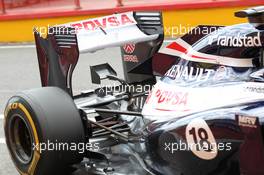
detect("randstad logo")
[209,32,262,47]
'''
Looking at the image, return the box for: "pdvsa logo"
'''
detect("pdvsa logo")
[123,44,136,54]
[70,13,135,31]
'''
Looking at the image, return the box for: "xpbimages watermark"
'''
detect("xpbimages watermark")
[33,25,77,37]
[97,83,153,94]
[164,140,232,154]
[165,25,223,38]
[32,140,100,154]
[34,23,224,38]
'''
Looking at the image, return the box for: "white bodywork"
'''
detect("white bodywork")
[142,81,264,120]
[62,12,159,53]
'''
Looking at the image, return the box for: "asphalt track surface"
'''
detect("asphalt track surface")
[0,45,125,175]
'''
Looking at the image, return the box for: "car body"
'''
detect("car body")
[4,6,264,175]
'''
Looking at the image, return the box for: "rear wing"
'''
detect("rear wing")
[34,11,163,95]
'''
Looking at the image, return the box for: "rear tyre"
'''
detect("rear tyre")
[4,87,86,175]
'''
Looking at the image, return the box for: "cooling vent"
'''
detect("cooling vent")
[49,27,77,48]
[134,95,148,111]
[134,12,163,35]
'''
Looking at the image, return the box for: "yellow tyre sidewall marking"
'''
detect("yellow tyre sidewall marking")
[5,102,41,175]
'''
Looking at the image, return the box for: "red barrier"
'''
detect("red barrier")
[0,0,5,14]
[0,0,264,21]
[3,0,63,9]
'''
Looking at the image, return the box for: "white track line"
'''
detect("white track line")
[0,138,6,144]
[0,114,5,144]
[0,45,35,49]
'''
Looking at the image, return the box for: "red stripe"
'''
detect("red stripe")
[155,108,172,111]
[166,42,187,53]
[155,108,190,112]
[190,54,216,61]
[166,40,217,61]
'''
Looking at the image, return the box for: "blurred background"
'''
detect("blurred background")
[0,0,263,42]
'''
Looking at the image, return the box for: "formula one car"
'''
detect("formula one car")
[4,6,264,175]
